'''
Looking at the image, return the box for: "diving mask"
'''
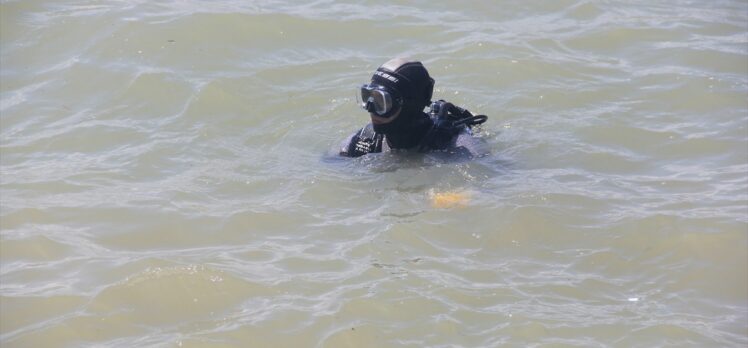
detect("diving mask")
[358,84,402,117]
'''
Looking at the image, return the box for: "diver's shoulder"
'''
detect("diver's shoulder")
[453,127,489,157]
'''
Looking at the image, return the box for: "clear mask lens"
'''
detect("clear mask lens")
[359,85,393,116]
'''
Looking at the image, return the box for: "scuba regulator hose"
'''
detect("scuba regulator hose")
[430,100,487,131]
[416,100,488,152]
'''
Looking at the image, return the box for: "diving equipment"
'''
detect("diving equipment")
[417,100,488,151]
[340,100,488,157]
[358,84,402,117]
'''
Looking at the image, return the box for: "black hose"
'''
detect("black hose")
[453,115,487,127]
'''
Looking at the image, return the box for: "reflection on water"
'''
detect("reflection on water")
[1,0,747,347]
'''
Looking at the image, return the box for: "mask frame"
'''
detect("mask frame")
[358,84,403,118]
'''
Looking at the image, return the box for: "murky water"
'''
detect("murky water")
[1,0,747,347]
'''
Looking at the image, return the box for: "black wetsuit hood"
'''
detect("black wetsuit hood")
[372,104,433,149]
[369,58,435,149]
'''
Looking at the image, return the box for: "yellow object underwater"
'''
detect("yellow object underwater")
[429,190,471,208]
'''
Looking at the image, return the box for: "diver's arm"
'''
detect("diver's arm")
[339,128,364,157]
[339,124,384,157]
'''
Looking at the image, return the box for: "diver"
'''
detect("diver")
[339,58,488,157]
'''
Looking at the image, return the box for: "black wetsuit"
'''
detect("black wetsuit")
[339,112,482,158]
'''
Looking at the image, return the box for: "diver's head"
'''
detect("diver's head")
[358,58,434,133]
